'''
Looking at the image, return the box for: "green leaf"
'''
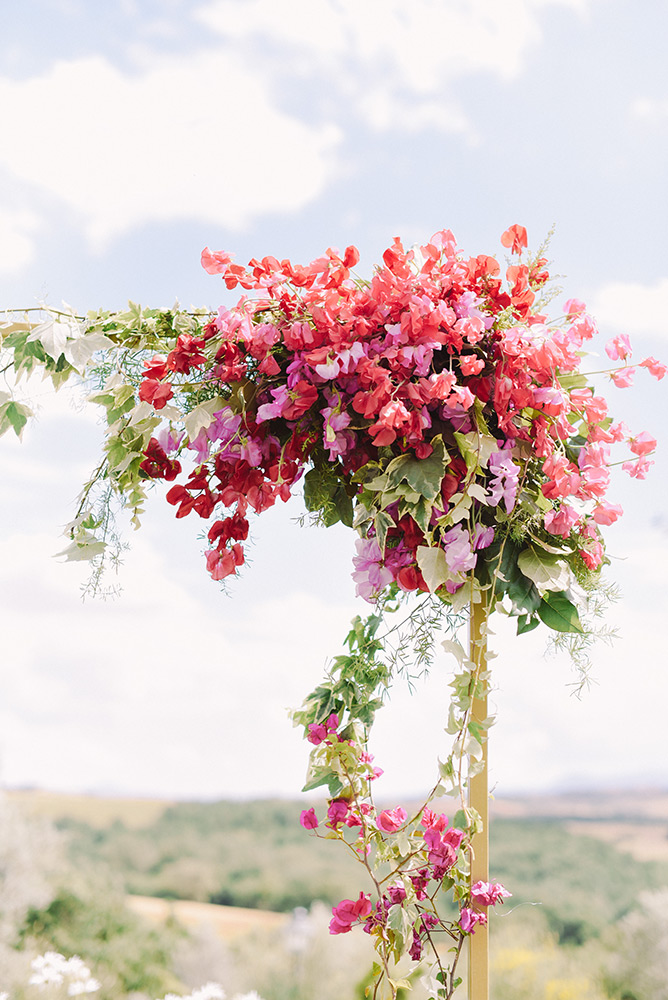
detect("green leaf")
[333,487,354,528]
[374,510,395,555]
[506,570,541,615]
[537,591,584,634]
[454,430,497,474]
[401,495,432,535]
[384,435,448,501]
[0,399,32,438]
[517,546,572,594]
[517,614,540,635]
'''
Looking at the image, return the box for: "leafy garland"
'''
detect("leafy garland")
[1,226,664,998]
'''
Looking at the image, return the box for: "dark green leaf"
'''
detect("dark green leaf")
[517,614,540,635]
[537,591,584,634]
[507,571,542,615]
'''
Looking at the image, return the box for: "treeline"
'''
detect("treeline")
[58,798,668,945]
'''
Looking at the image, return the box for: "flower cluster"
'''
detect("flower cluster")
[28,952,101,996]
[13,951,263,1000]
[126,226,664,635]
[297,708,510,990]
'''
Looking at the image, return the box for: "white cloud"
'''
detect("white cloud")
[589,278,668,338]
[0,52,341,250]
[0,208,41,275]
[197,0,581,89]
[0,0,593,254]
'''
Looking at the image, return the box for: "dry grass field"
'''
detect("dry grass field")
[491,787,668,862]
[125,895,289,941]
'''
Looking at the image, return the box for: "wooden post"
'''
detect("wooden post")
[468,599,489,1000]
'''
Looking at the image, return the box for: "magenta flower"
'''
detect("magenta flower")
[329,892,372,934]
[459,907,487,934]
[470,880,512,907]
[327,799,350,828]
[377,807,407,833]
[300,808,319,830]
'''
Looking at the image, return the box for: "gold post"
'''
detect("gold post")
[468,598,489,1000]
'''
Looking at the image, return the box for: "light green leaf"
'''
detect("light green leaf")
[374,510,395,556]
[454,431,497,474]
[517,547,572,593]
[27,318,74,361]
[387,902,412,951]
[0,399,33,439]
[54,539,107,562]
[416,545,448,593]
[183,396,229,440]
[63,331,114,372]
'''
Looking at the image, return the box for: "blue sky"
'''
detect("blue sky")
[1,0,667,800]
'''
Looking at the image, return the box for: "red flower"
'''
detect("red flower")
[500,224,528,254]
[138,378,173,409]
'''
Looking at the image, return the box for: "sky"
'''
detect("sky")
[0,0,667,802]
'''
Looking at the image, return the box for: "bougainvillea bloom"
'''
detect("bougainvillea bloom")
[329,892,373,934]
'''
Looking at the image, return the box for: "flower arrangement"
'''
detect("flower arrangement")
[1,225,663,999]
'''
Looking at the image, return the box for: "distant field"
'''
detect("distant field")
[4,788,173,829]
[126,895,289,940]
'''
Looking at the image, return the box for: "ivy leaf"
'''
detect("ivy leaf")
[374,510,395,555]
[183,396,228,440]
[454,430,497,474]
[55,538,107,562]
[537,591,584,634]
[416,545,448,593]
[385,435,448,501]
[0,399,33,439]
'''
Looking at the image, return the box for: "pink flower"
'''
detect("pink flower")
[610,367,635,388]
[639,356,667,380]
[459,907,487,934]
[629,431,657,457]
[592,502,623,526]
[352,537,394,603]
[329,892,372,934]
[443,524,476,574]
[622,456,654,479]
[421,808,448,831]
[605,334,632,361]
[377,807,407,833]
[563,298,586,318]
[201,246,234,275]
[470,880,512,907]
[300,808,319,830]
[307,712,339,745]
[327,799,350,828]
[472,524,495,551]
[459,354,484,376]
[544,504,580,537]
